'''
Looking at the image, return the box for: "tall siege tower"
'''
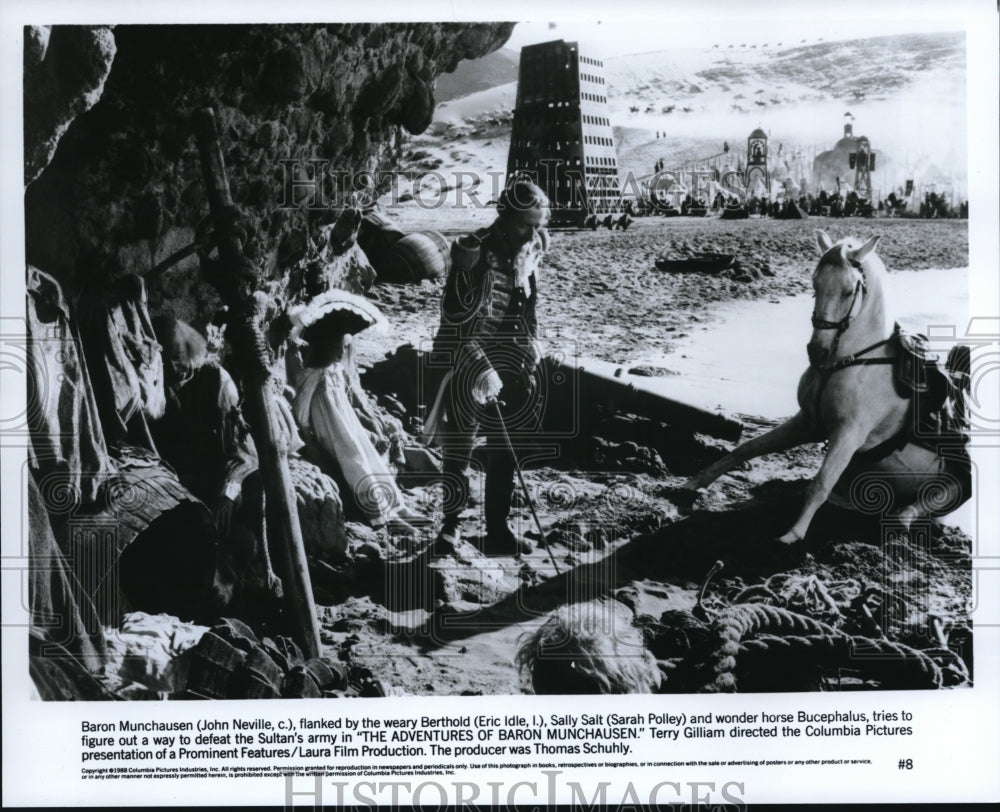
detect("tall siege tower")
[506,40,621,225]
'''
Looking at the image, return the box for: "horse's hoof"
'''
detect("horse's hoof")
[776,531,802,545]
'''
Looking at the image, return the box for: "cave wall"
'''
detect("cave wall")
[24,22,514,329]
[23,25,117,187]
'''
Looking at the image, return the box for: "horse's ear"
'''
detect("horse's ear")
[848,235,881,264]
[815,230,834,254]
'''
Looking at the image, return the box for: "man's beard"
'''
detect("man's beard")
[513,238,542,296]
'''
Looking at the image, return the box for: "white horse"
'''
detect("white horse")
[683,230,969,543]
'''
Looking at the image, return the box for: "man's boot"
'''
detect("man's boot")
[485,519,533,556]
[485,458,532,556]
[434,512,462,556]
[435,460,469,555]
[485,471,534,555]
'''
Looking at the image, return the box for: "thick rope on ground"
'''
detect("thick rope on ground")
[702,604,846,693]
[735,634,943,690]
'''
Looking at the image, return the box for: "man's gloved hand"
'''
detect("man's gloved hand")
[472,368,503,405]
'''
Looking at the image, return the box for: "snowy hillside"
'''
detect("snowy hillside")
[391,30,966,209]
[434,47,519,102]
[603,32,966,188]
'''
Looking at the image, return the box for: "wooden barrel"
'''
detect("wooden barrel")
[378,230,451,283]
[357,210,405,257]
[56,452,219,625]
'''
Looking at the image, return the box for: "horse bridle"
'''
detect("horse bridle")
[808,257,894,443]
[811,258,867,333]
[809,256,895,378]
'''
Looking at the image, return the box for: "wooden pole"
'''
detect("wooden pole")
[194,108,320,658]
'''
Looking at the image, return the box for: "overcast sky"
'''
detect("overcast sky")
[504,17,963,58]
[0,0,977,37]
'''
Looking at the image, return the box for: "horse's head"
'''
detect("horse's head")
[807,230,883,368]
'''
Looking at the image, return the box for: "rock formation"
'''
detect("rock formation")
[24,23,515,329]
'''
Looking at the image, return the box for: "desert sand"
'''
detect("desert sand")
[318,214,972,696]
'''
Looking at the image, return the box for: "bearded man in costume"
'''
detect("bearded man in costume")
[424,179,551,555]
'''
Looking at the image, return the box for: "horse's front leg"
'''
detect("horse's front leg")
[779,426,866,543]
[684,412,813,491]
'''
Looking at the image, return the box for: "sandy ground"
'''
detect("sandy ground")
[324,215,971,696]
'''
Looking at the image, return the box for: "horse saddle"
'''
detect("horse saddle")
[891,324,950,408]
[891,324,971,449]
[850,330,968,466]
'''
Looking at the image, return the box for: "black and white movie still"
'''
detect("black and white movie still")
[18,19,980,705]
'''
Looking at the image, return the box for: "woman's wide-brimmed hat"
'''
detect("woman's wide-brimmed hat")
[287,289,389,340]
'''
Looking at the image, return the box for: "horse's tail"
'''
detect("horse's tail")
[936,343,974,510]
[945,344,971,427]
